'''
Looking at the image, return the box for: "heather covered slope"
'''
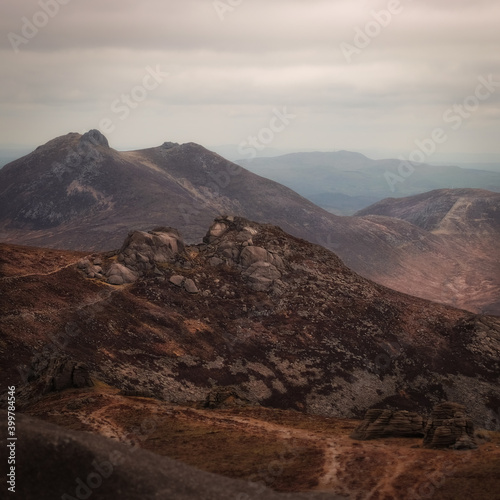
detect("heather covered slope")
[2,217,499,427]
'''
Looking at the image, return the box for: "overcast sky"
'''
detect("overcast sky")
[1,0,499,162]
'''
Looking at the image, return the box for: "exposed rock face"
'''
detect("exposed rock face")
[15,355,93,406]
[106,263,138,285]
[118,227,184,271]
[204,217,285,291]
[423,403,477,450]
[77,257,105,279]
[100,227,185,285]
[351,409,425,440]
[204,385,252,409]
[34,355,93,393]
[80,129,109,148]
[161,141,179,150]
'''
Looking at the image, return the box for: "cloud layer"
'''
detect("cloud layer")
[1,0,499,161]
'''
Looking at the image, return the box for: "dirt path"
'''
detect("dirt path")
[173,408,344,491]
[0,261,80,280]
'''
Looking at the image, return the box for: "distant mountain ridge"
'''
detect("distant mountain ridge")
[237,151,500,215]
[0,130,498,315]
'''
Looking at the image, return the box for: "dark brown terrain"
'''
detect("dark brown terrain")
[1,218,500,498]
[0,131,499,315]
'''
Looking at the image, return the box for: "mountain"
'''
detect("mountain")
[356,189,500,314]
[236,151,500,214]
[2,218,500,498]
[0,130,349,251]
[0,131,498,315]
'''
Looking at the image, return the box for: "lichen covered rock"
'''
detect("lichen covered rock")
[423,402,477,450]
[351,409,425,440]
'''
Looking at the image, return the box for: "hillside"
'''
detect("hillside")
[2,217,499,423]
[6,403,500,499]
[356,189,500,314]
[1,218,500,498]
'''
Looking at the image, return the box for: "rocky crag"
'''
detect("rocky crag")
[350,409,425,440]
[423,402,478,450]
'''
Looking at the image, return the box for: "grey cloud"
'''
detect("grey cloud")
[0,0,499,159]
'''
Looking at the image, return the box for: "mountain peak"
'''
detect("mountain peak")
[80,129,109,148]
[161,141,179,150]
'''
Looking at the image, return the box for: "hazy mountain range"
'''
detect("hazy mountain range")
[236,152,500,215]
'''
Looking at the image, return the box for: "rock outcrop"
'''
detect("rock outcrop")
[106,263,139,285]
[423,403,477,449]
[203,216,285,291]
[80,128,109,148]
[32,355,93,393]
[351,409,425,440]
[204,385,252,409]
[83,227,186,286]
[118,227,184,272]
[15,355,94,407]
[77,257,105,279]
